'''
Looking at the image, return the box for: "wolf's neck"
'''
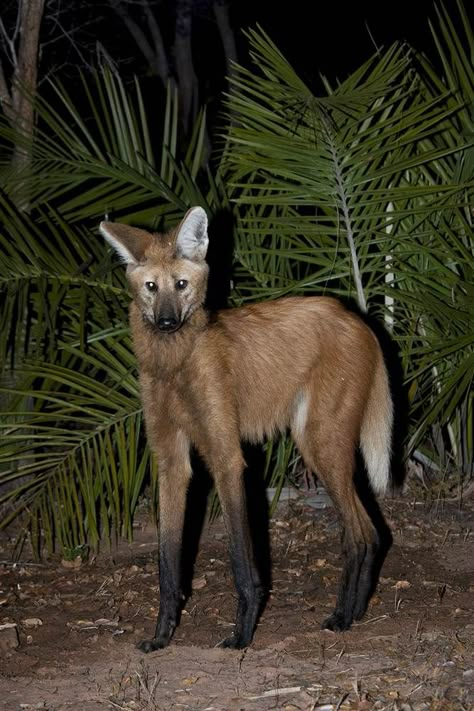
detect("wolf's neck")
[130,303,209,376]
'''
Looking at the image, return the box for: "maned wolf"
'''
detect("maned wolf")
[100,207,393,653]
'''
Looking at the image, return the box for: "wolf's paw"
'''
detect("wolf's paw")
[216,633,249,650]
[137,637,168,654]
[321,612,352,632]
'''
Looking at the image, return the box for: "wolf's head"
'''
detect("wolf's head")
[100,207,209,333]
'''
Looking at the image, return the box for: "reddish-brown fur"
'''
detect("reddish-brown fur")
[100,207,393,652]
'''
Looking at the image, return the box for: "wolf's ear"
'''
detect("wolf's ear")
[100,222,153,264]
[175,207,209,261]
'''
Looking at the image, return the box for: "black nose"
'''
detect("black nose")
[157,316,179,332]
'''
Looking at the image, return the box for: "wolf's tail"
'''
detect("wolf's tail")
[360,352,393,495]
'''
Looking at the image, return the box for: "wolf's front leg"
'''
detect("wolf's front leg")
[138,429,192,653]
[213,450,265,649]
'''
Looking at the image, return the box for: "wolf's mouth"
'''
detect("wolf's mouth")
[154,313,182,333]
[157,321,181,334]
[143,313,182,333]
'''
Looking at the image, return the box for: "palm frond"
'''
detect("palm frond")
[0,330,152,554]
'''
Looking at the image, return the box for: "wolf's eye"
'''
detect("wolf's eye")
[145,281,157,292]
[176,279,188,291]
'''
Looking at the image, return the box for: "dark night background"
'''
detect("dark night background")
[235,0,442,81]
[16,0,466,95]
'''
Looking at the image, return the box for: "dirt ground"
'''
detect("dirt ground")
[0,489,473,711]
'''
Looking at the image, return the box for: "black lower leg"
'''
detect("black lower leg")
[216,477,265,649]
[138,537,183,653]
[322,540,367,632]
[352,540,379,620]
[220,540,265,649]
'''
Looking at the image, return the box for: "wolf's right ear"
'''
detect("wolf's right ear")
[100,222,153,264]
[175,207,209,262]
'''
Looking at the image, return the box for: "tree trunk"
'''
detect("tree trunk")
[12,0,45,171]
[108,0,171,84]
[213,0,238,80]
[0,0,45,208]
[175,0,198,137]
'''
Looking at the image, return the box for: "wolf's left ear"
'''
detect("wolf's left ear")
[175,207,209,261]
[100,222,153,264]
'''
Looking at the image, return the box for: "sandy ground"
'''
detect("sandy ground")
[0,492,473,710]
